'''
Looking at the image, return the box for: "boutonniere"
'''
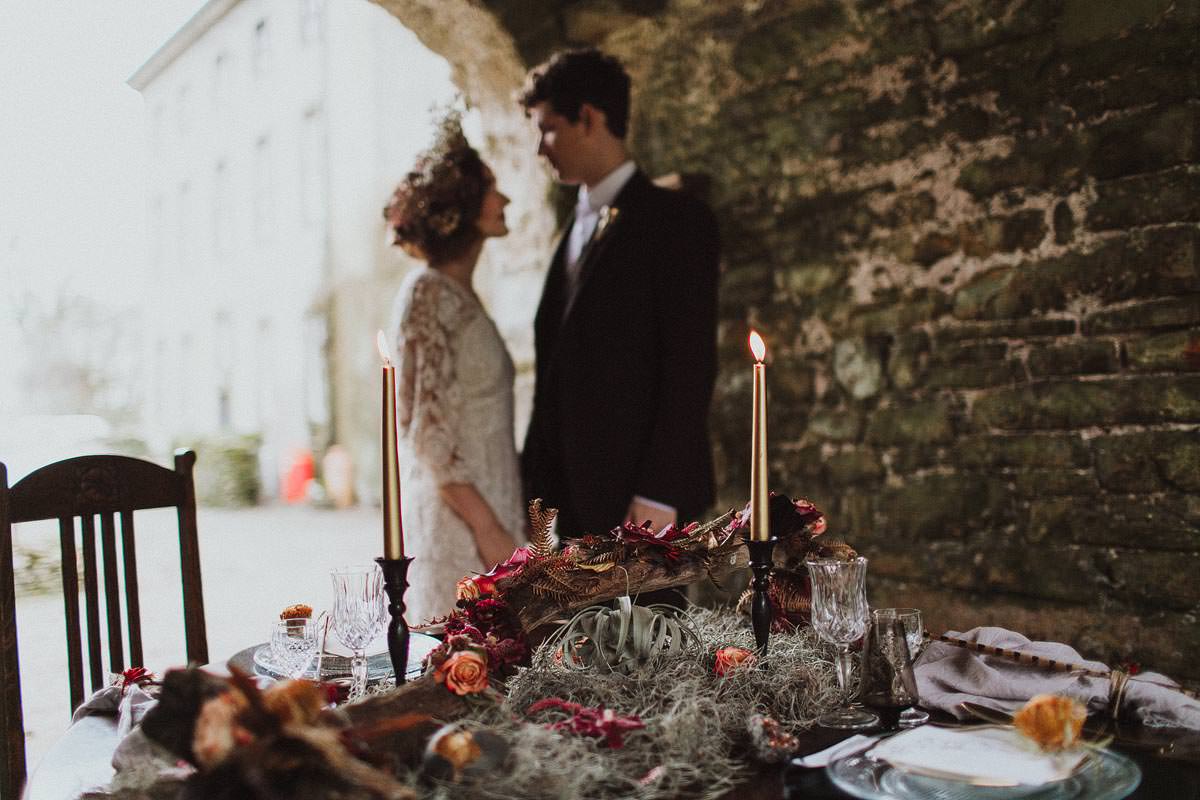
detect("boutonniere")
[594,205,620,241]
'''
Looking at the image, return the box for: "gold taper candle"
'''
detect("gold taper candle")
[376,331,404,558]
[749,330,769,541]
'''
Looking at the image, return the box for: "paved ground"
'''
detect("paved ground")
[13,504,383,771]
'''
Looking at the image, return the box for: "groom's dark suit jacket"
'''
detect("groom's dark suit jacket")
[521,170,720,538]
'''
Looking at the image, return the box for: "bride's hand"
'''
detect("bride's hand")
[475,525,518,569]
[437,482,519,567]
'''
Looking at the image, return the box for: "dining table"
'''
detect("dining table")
[24,692,1200,800]
[23,633,438,800]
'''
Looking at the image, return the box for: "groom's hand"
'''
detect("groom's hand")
[625,498,677,532]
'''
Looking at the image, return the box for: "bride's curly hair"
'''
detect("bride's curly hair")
[384,111,488,264]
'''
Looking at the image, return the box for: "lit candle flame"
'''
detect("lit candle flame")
[748,330,766,363]
[376,330,392,367]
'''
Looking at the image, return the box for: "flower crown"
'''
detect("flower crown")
[384,109,485,257]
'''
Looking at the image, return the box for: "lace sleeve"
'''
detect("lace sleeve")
[395,273,474,486]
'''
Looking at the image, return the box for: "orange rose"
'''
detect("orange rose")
[714,646,756,677]
[1013,694,1087,751]
[456,576,481,602]
[435,650,489,695]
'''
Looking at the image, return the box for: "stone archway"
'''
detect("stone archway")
[371,0,555,439]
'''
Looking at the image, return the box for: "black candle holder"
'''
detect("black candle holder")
[375,556,414,685]
[744,536,778,656]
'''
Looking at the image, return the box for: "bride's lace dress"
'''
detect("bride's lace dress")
[390,266,525,626]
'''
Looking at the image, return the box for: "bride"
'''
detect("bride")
[383,114,525,625]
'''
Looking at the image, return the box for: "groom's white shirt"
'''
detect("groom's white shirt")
[562,159,675,521]
[566,159,637,271]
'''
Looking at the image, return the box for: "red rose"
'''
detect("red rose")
[435,650,489,695]
[714,646,756,676]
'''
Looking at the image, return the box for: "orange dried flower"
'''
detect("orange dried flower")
[1013,694,1087,751]
[714,646,757,677]
[280,604,313,620]
[435,650,489,695]
[261,678,325,726]
[192,691,251,768]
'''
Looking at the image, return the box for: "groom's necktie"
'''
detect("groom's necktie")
[564,192,599,314]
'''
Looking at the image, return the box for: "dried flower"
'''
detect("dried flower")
[435,650,490,696]
[279,603,312,620]
[461,547,530,598]
[119,667,153,690]
[192,691,252,768]
[456,576,481,601]
[527,698,644,749]
[1013,694,1087,751]
[714,646,756,677]
[261,679,325,727]
[429,726,482,771]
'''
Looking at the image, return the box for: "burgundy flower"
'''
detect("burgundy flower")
[726,492,826,540]
[462,546,531,597]
[527,698,645,749]
[120,667,153,690]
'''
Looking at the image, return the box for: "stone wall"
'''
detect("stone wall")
[377,0,1200,679]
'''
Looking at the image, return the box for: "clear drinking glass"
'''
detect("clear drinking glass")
[330,565,386,700]
[806,556,879,730]
[269,618,320,680]
[870,607,930,728]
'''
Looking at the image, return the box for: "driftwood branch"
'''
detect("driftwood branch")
[510,540,748,632]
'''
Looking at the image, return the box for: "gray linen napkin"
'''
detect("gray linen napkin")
[915,626,1200,730]
[72,682,161,739]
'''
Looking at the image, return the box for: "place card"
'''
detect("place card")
[870,725,1088,786]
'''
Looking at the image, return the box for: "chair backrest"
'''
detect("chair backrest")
[0,450,208,798]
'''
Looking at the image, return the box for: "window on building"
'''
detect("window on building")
[150,104,165,151]
[150,194,165,269]
[299,108,325,224]
[253,136,274,242]
[178,181,193,266]
[214,310,234,430]
[300,0,323,44]
[213,52,230,109]
[213,160,231,256]
[252,18,270,77]
[177,83,191,134]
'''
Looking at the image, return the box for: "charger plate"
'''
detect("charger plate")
[828,745,1141,800]
[252,632,440,683]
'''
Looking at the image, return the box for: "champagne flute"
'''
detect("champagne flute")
[330,565,386,700]
[871,607,930,728]
[806,556,879,730]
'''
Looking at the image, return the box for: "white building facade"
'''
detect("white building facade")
[129,0,463,498]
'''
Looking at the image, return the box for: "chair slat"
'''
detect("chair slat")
[175,450,208,666]
[80,515,104,694]
[0,463,27,800]
[100,513,124,674]
[120,511,144,667]
[58,517,84,713]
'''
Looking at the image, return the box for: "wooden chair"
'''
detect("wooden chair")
[0,450,208,798]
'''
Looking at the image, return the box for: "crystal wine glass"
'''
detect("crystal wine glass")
[270,618,320,680]
[330,565,386,700]
[871,607,930,728]
[806,556,879,730]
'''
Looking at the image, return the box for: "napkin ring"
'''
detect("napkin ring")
[1108,668,1130,722]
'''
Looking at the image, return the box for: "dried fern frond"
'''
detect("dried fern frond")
[527,498,558,560]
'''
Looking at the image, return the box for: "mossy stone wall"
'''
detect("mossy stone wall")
[381,0,1200,678]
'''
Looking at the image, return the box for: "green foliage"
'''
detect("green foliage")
[180,434,262,508]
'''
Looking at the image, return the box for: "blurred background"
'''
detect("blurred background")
[1,0,553,769]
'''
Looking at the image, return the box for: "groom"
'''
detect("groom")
[519,48,720,542]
